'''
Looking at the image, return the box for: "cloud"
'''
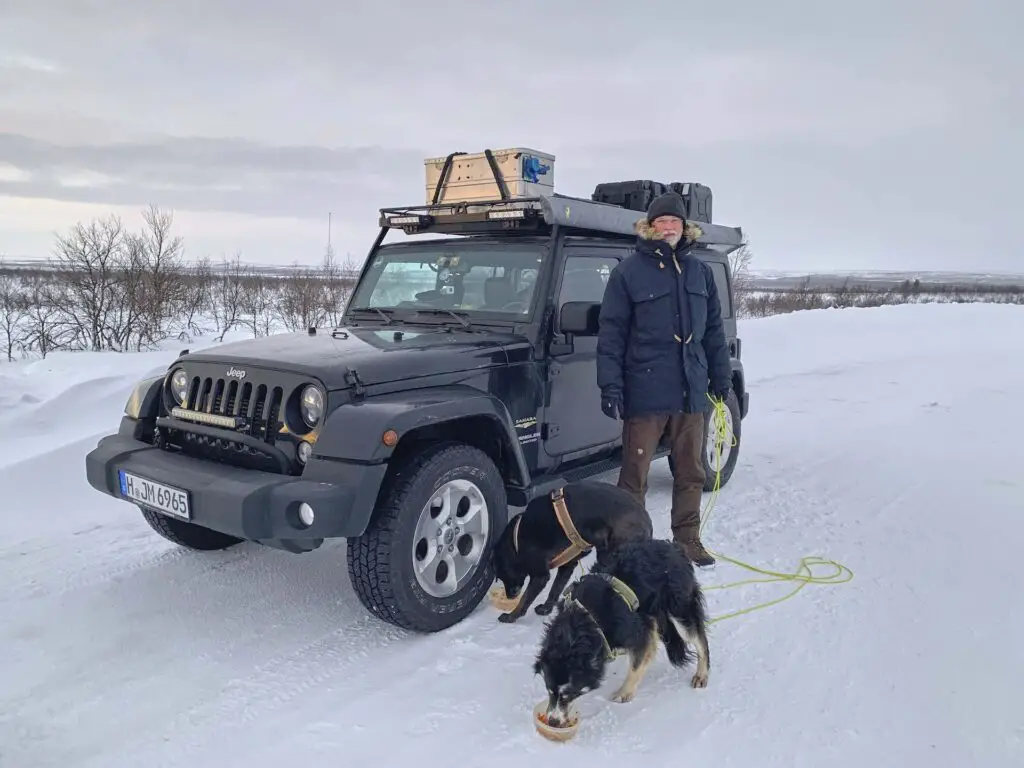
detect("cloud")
[0,133,426,219]
[0,52,60,73]
[0,0,1019,270]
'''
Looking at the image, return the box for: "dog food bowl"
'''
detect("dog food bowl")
[489,584,521,613]
[532,700,581,742]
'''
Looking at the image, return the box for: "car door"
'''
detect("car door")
[542,247,624,460]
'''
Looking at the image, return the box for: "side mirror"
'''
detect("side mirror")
[559,301,601,336]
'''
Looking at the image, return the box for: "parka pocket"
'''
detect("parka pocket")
[629,283,675,346]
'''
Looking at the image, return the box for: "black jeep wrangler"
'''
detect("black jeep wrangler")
[84,175,749,634]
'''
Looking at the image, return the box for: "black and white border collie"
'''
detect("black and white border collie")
[532,538,710,727]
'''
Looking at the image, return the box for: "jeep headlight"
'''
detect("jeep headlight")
[124,376,163,420]
[170,369,189,405]
[300,385,323,427]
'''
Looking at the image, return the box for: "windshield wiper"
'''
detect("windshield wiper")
[414,308,473,330]
[349,307,395,325]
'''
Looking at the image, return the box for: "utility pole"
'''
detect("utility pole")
[327,212,333,252]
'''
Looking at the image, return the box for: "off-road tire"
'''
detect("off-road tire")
[701,388,741,491]
[346,442,507,633]
[139,506,244,550]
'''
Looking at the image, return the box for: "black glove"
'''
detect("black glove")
[600,390,623,420]
[709,383,730,402]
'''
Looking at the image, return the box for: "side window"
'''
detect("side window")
[558,254,619,306]
[709,262,732,319]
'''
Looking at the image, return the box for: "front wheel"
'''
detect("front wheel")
[346,442,507,633]
[701,388,741,491]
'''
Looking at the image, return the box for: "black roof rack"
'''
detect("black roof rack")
[378,193,744,253]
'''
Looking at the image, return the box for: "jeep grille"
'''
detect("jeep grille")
[185,375,284,443]
[157,372,299,475]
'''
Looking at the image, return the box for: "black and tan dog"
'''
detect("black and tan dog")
[490,480,653,623]
[532,538,710,727]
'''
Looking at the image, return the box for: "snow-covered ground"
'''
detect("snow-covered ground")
[1,303,1021,768]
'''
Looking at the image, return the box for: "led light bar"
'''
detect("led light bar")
[487,210,526,220]
[170,407,243,430]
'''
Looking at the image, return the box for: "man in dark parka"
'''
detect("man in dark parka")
[596,191,731,566]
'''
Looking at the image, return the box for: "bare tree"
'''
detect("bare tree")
[109,232,152,351]
[52,215,126,350]
[241,273,278,337]
[136,204,187,345]
[279,263,328,332]
[20,277,71,358]
[0,269,29,361]
[321,251,360,326]
[212,253,248,341]
[729,240,753,290]
[177,255,214,339]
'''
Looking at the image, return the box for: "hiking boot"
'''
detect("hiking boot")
[677,537,716,567]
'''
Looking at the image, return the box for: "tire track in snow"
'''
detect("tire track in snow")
[0,528,253,602]
[145,613,550,765]
[83,615,421,768]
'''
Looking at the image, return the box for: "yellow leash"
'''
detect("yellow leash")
[699,393,854,624]
[572,394,854,625]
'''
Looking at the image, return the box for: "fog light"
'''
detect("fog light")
[297,440,312,463]
[298,503,315,527]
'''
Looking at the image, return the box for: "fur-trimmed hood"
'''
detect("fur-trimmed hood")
[634,217,704,243]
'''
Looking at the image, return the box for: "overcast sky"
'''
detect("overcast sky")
[0,0,1019,273]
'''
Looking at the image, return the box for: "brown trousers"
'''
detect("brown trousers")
[617,413,706,542]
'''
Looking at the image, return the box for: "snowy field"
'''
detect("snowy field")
[0,302,1021,768]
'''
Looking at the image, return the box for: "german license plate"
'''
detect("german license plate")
[118,470,191,520]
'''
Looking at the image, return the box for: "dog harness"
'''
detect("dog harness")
[565,574,640,660]
[511,487,594,569]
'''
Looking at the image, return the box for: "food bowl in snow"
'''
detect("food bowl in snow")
[489,583,521,613]
[532,700,581,742]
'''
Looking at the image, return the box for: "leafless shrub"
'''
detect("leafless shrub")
[321,250,359,327]
[177,256,214,340]
[729,239,754,305]
[279,264,328,333]
[212,253,249,342]
[20,277,74,359]
[0,268,29,361]
[241,273,278,338]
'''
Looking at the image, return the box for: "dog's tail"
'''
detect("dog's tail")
[656,612,693,667]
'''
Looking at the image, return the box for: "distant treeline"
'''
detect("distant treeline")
[0,206,359,361]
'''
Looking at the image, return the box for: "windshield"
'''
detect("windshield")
[348,241,544,319]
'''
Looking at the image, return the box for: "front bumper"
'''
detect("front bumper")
[85,431,386,542]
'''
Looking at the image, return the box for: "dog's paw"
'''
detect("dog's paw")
[690,671,708,689]
[497,612,518,624]
[611,689,635,704]
[534,603,553,616]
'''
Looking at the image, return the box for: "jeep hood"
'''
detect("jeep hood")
[180,325,523,389]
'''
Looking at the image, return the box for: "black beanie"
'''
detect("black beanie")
[646,191,688,223]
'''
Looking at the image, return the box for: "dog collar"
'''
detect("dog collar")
[593,573,640,612]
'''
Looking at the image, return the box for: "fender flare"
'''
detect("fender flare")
[313,385,531,487]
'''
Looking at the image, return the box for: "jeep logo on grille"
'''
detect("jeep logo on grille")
[226,367,247,379]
